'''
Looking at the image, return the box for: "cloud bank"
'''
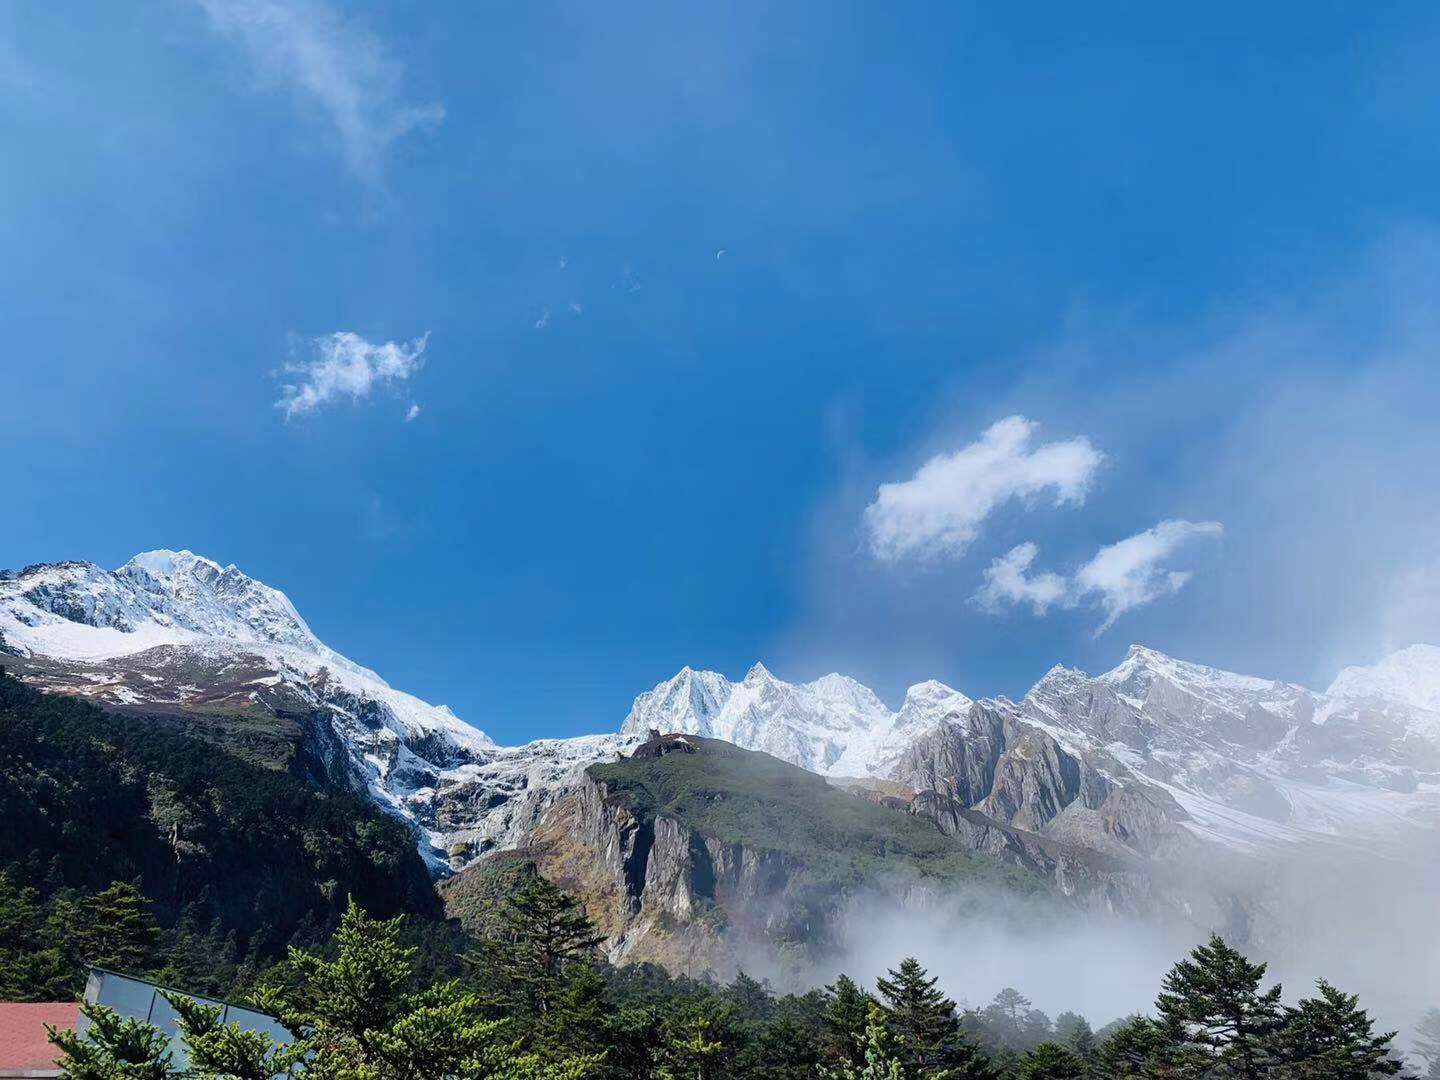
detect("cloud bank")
[196,0,443,184]
[275,330,428,419]
[864,415,1103,561]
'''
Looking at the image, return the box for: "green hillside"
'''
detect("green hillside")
[0,667,453,998]
[588,735,1043,895]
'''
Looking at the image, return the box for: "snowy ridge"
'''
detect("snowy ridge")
[621,662,972,776]
[0,550,492,752]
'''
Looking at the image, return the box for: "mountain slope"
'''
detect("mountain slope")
[0,667,443,973]
[493,732,1045,973]
[1,552,627,871]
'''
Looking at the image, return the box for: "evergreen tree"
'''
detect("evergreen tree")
[875,957,992,1078]
[736,1013,824,1080]
[727,970,775,1023]
[76,881,160,974]
[1093,1014,1191,1079]
[546,962,610,1059]
[1276,980,1403,1079]
[603,1005,666,1078]
[1020,1009,1056,1052]
[48,1002,175,1080]
[1155,934,1283,1079]
[658,1000,732,1080]
[167,992,303,1080]
[1053,1011,1095,1061]
[493,876,603,1017]
[263,898,598,1079]
[824,974,876,1068]
[822,1002,906,1080]
[1014,1040,1086,1079]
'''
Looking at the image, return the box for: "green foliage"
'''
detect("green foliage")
[822,1002,907,1080]
[875,957,992,1078]
[48,1002,175,1079]
[1155,932,1285,1078]
[656,998,734,1080]
[77,882,161,973]
[1276,980,1403,1079]
[0,668,443,995]
[1014,1041,1085,1079]
[489,875,604,1018]
[166,993,303,1080]
[261,899,600,1079]
[824,973,878,1068]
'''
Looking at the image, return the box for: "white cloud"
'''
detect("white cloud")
[196,0,443,184]
[404,402,422,422]
[979,544,1071,613]
[1075,519,1223,633]
[275,330,428,419]
[975,520,1223,633]
[976,542,1070,614]
[864,415,1103,561]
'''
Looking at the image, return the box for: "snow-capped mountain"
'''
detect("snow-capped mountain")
[5,549,1439,886]
[627,645,1440,861]
[0,551,629,870]
[620,663,972,776]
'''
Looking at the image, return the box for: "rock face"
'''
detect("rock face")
[515,733,1049,973]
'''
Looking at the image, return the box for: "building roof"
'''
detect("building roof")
[0,1002,78,1077]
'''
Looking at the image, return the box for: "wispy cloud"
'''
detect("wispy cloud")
[864,415,1103,561]
[975,542,1070,614]
[978,520,1224,633]
[1075,519,1224,633]
[404,402,422,422]
[195,0,443,184]
[274,330,428,419]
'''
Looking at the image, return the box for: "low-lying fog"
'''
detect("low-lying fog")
[760,830,1440,1052]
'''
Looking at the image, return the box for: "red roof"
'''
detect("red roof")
[0,1003,79,1075]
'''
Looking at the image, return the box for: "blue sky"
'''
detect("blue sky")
[4,1,1440,742]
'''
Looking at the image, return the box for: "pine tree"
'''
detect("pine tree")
[822,1002,906,1080]
[494,875,603,1018]
[1053,1011,1095,1061]
[737,1013,825,1080]
[1155,933,1283,1079]
[1014,1040,1086,1079]
[76,881,160,974]
[167,992,303,1080]
[875,957,992,1078]
[263,897,598,1079]
[727,969,774,1023]
[48,1002,175,1080]
[659,1000,732,1080]
[1093,1014,1191,1079]
[824,974,876,1068]
[1276,980,1403,1079]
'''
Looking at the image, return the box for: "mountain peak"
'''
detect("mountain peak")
[1327,644,1440,713]
[120,549,224,579]
[745,661,776,682]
